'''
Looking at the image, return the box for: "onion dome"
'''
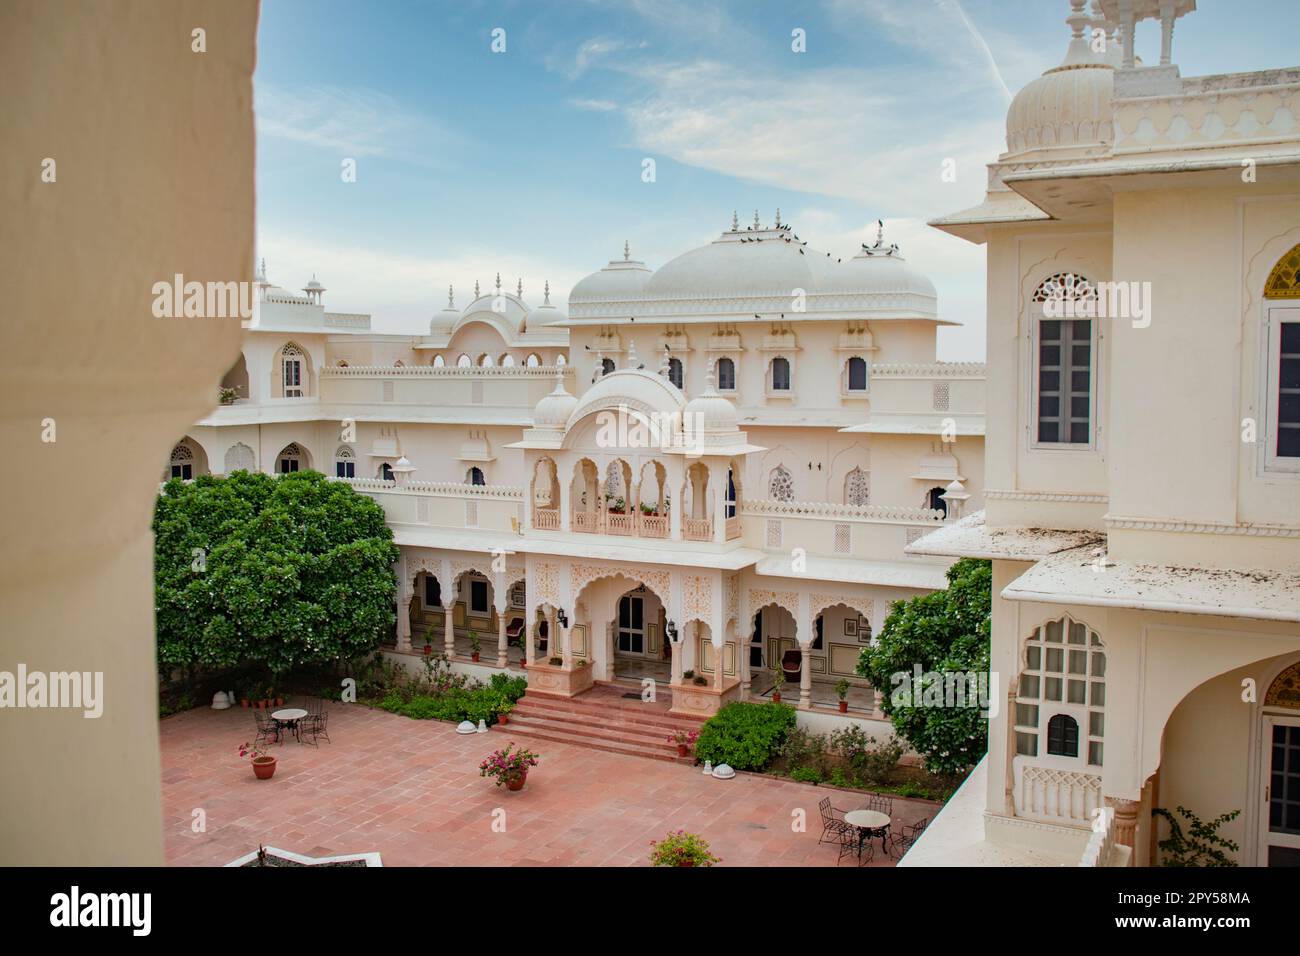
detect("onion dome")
[531,368,578,429]
[684,362,739,433]
[570,241,652,301]
[430,285,460,334]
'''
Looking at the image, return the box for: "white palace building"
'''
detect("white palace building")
[903,0,1300,867]
[176,214,984,736]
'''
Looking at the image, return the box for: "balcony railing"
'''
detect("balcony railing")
[534,507,560,530]
[606,512,636,536]
[683,517,711,541]
[641,514,668,538]
[725,515,741,540]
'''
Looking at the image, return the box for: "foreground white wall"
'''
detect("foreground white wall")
[0,0,258,864]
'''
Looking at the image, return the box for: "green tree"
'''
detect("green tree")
[153,470,398,678]
[856,557,992,775]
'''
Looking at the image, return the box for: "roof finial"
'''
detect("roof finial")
[775,208,781,228]
[448,284,455,308]
[659,346,671,378]
[543,280,551,305]
[474,279,481,298]
[495,272,502,293]
[623,239,630,261]
[731,210,739,231]
[627,339,639,367]
[256,257,267,280]
[517,277,523,298]
[876,219,884,246]
[596,350,606,377]
[704,358,717,394]
[753,209,761,230]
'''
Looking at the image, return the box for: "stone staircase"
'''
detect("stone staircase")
[494,683,706,764]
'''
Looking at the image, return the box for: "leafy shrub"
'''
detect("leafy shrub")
[779,726,828,774]
[829,726,905,785]
[791,766,823,784]
[1153,806,1240,867]
[649,830,720,867]
[694,701,797,771]
[488,672,528,703]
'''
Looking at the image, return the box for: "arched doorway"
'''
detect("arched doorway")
[612,583,668,682]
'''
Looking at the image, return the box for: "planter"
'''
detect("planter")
[423,645,432,655]
[240,699,249,708]
[772,692,781,704]
[471,652,480,662]
[676,744,689,758]
[505,772,527,792]
[498,713,509,725]
[275,697,284,707]
[251,756,277,780]
[838,700,848,713]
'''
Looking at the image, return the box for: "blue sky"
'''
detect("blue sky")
[254,0,1297,359]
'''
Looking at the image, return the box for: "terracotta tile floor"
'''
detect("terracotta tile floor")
[161,701,936,867]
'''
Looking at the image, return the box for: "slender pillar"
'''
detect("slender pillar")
[714,638,725,690]
[1158,3,1174,65]
[525,616,537,666]
[395,592,412,652]
[496,611,508,667]
[670,633,684,685]
[443,599,456,659]
[799,641,813,710]
[1106,797,1141,849]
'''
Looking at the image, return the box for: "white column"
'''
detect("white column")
[559,473,572,532]
[799,640,813,710]
[525,613,537,666]
[496,610,508,668]
[712,463,727,543]
[1158,1,1175,65]
[396,591,412,652]
[443,585,456,659]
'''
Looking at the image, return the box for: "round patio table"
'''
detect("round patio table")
[271,707,308,744]
[843,809,891,856]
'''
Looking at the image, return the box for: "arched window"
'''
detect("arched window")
[768,465,794,502]
[555,353,567,366]
[334,445,356,479]
[1264,244,1300,469]
[1046,714,1080,758]
[224,442,255,474]
[432,354,445,367]
[605,460,622,496]
[467,466,485,486]
[478,353,495,367]
[846,356,868,392]
[928,486,947,517]
[717,356,736,391]
[277,443,303,474]
[379,462,394,481]
[668,357,684,389]
[500,353,516,367]
[845,467,870,506]
[770,356,791,392]
[725,468,737,518]
[457,353,472,368]
[281,343,306,397]
[525,353,541,367]
[168,443,194,480]
[1032,272,1095,446]
[601,357,615,376]
[1014,615,1106,766]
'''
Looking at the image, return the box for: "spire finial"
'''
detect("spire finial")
[753,209,761,230]
[627,339,639,367]
[731,210,739,231]
[257,257,266,279]
[543,280,551,305]
[876,219,884,246]
[660,346,671,378]
[495,272,501,293]
[474,279,481,298]
[448,284,455,308]
[704,358,717,393]
[517,277,523,298]
[623,240,630,261]
[596,350,606,377]
[775,208,781,228]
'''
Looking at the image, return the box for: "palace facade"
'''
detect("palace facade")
[904,0,1300,867]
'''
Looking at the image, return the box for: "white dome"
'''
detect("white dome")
[566,367,687,431]
[684,365,738,432]
[821,245,937,298]
[1005,5,1114,157]
[646,229,831,299]
[430,285,461,333]
[571,245,652,302]
[527,281,568,327]
[531,371,578,428]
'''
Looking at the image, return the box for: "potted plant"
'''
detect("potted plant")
[693,674,707,686]
[649,830,720,867]
[479,744,539,792]
[218,385,238,405]
[549,656,563,666]
[469,630,481,662]
[835,679,851,713]
[682,669,695,681]
[667,729,699,758]
[771,667,785,704]
[496,698,514,726]
[239,742,277,780]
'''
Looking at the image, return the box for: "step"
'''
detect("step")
[517,687,707,722]
[513,695,705,735]
[492,719,694,765]
[507,710,687,752]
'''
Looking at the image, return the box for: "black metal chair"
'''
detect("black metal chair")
[818,796,854,846]
[300,705,329,746]
[865,794,893,815]
[253,710,279,747]
[889,817,929,860]
[837,822,874,866]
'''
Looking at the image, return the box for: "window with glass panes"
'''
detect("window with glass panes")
[1015,616,1106,766]
[1278,318,1299,459]
[1037,318,1092,443]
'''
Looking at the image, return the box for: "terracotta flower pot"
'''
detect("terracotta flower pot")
[423,645,431,655]
[506,772,527,792]
[251,756,277,780]
[275,697,284,706]
[678,860,694,867]
[240,699,249,708]
[498,713,508,725]
[838,700,848,713]
[677,744,689,757]
[471,652,480,662]
[772,692,781,703]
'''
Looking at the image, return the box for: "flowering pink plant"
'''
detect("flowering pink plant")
[238,741,271,761]
[478,743,540,786]
[649,829,720,867]
[666,729,699,747]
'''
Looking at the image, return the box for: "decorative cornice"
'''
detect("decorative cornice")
[742,499,944,523]
[869,362,987,379]
[985,489,1109,503]
[338,477,524,499]
[1105,514,1300,538]
[322,366,571,378]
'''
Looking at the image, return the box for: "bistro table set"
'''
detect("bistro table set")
[253,697,330,747]
[818,795,929,865]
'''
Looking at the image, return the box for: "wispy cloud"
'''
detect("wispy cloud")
[255,83,459,165]
[569,97,619,112]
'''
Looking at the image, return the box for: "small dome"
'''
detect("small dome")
[684,364,739,432]
[1005,2,1114,157]
[304,276,324,290]
[531,370,578,428]
[571,243,652,302]
[430,285,461,333]
[527,280,568,327]
[647,228,829,299]
[822,235,937,299]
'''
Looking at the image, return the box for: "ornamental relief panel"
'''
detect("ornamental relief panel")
[748,588,798,618]
[682,574,712,622]
[570,561,671,608]
[1265,662,1300,710]
[810,592,873,622]
[532,561,560,607]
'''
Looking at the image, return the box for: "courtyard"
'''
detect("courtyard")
[161,700,937,867]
